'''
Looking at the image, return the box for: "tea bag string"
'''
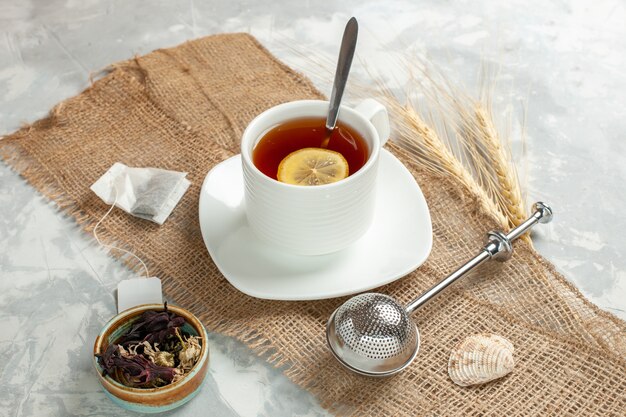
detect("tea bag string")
[92,182,150,279]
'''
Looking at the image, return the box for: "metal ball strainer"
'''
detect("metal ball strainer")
[326,202,553,377]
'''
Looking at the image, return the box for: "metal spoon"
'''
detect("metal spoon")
[326,202,553,377]
[321,17,358,148]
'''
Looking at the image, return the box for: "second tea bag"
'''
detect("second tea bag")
[91,163,190,225]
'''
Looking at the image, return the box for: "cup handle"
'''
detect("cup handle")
[354,99,390,146]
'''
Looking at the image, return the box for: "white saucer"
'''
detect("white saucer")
[198,149,432,301]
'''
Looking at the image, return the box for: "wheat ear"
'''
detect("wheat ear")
[472,106,527,227]
[381,93,510,229]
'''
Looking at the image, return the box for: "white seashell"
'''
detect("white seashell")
[448,334,515,387]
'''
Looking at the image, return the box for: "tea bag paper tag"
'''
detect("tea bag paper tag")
[117,277,163,313]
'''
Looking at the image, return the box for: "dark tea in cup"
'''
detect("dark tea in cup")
[252,117,369,182]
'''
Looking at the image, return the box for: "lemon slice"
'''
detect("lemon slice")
[277,148,349,186]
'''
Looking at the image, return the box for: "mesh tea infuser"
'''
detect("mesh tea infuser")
[326,202,553,377]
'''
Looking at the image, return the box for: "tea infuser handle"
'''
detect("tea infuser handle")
[484,201,553,261]
[404,202,553,315]
[354,99,391,146]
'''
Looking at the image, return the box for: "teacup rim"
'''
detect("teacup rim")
[241,99,383,191]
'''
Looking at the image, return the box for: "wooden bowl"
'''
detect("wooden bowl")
[93,304,209,413]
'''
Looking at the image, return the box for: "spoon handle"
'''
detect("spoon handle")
[326,17,358,131]
[405,202,553,315]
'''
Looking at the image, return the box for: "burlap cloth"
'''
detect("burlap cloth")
[1,34,625,415]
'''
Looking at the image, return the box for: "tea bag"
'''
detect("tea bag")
[91,163,190,225]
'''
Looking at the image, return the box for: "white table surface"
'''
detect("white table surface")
[1,0,624,415]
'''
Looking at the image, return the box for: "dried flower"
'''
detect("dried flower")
[97,343,121,374]
[116,355,181,388]
[141,341,175,367]
[175,328,202,371]
[118,345,131,358]
[117,305,185,346]
[154,351,175,368]
[97,344,181,388]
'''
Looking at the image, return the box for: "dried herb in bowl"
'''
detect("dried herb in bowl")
[95,303,202,389]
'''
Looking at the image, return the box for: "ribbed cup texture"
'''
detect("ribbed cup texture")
[243,160,378,255]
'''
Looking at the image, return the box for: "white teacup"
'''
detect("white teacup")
[241,99,390,256]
